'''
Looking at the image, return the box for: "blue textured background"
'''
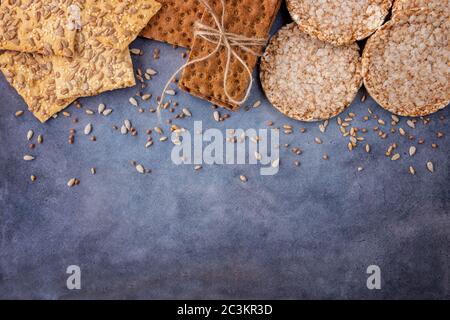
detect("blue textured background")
[0,7,449,299]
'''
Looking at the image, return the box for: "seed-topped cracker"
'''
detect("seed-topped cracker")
[53,32,136,100]
[140,0,204,48]
[78,0,161,51]
[0,0,80,57]
[362,9,450,117]
[260,23,362,121]
[286,0,393,45]
[0,51,73,122]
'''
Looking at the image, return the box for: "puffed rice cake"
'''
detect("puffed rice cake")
[393,0,449,18]
[362,10,450,117]
[260,23,362,121]
[286,0,393,46]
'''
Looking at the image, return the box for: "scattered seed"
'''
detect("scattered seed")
[85,109,94,115]
[213,111,220,122]
[406,120,415,128]
[160,136,168,142]
[165,89,176,96]
[142,94,152,101]
[129,97,138,107]
[322,154,329,160]
[146,68,157,76]
[67,178,77,187]
[98,103,106,114]
[391,153,400,161]
[365,144,370,153]
[84,123,92,135]
[391,115,400,123]
[120,125,128,135]
[239,175,248,182]
[357,166,363,172]
[182,108,192,117]
[27,130,34,141]
[135,164,145,174]
[15,110,24,117]
[124,119,131,130]
[145,141,153,148]
[272,158,280,168]
[436,132,444,138]
[194,165,202,171]
[314,137,322,144]
[252,100,261,108]
[426,161,434,173]
[30,175,36,182]
[23,155,35,161]
[409,166,416,175]
[409,146,416,156]
[130,48,142,55]
[154,127,163,135]
[255,152,262,161]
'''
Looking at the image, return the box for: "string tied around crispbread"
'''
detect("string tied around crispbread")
[158,0,268,116]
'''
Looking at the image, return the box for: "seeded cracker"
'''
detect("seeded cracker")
[178,0,281,111]
[79,0,161,51]
[286,0,393,46]
[141,0,204,48]
[362,10,450,117]
[260,24,362,121]
[392,0,449,18]
[0,51,73,122]
[0,0,79,57]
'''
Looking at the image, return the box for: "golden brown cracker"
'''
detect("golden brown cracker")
[0,51,73,122]
[140,0,204,48]
[0,0,79,57]
[53,32,136,100]
[178,0,281,110]
[393,0,449,17]
[78,0,161,51]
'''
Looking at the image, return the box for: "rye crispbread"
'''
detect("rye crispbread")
[286,0,393,45]
[140,0,204,48]
[178,0,281,111]
[260,23,362,121]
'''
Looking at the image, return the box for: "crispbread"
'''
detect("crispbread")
[140,0,204,48]
[393,0,449,17]
[0,0,79,57]
[286,0,392,46]
[260,23,362,121]
[79,0,161,51]
[0,51,73,122]
[53,32,136,100]
[178,0,281,111]
[362,10,450,117]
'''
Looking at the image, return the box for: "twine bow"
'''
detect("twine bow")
[158,0,268,112]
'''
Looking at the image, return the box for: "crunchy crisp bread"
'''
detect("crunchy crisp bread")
[178,0,281,110]
[260,23,362,121]
[53,32,136,100]
[0,0,79,57]
[0,51,73,122]
[362,10,450,117]
[78,0,161,51]
[393,0,449,18]
[140,0,204,48]
[286,0,393,45]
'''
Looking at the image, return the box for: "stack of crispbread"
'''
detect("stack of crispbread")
[0,0,161,122]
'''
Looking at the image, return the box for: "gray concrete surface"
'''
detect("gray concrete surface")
[0,8,449,299]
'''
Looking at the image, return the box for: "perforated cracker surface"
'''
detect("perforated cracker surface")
[362,10,450,117]
[0,0,78,57]
[77,0,161,51]
[260,24,362,122]
[286,0,392,46]
[140,0,204,48]
[179,0,281,110]
[0,51,73,122]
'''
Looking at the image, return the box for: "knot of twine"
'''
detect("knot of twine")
[158,0,267,113]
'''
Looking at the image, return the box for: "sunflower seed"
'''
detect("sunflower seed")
[37,135,43,144]
[409,166,416,175]
[182,108,192,117]
[194,165,202,171]
[314,137,322,144]
[120,125,128,135]
[15,110,24,117]
[91,168,96,175]
[154,127,163,135]
[130,48,142,55]
[239,175,248,182]
[252,100,261,108]
[98,103,106,114]
[406,120,415,128]
[124,119,131,130]
[67,178,77,187]
[391,153,400,161]
[84,123,92,135]
[145,141,153,148]
[426,161,434,173]
[146,68,157,76]
[409,146,416,156]
[102,108,113,116]
[85,109,94,115]
[142,94,152,101]
[160,136,168,142]
[272,158,280,168]
[213,111,220,122]
[165,89,176,96]
[27,130,34,141]
[30,175,36,182]
[136,164,145,174]
[365,144,371,153]
[23,155,35,161]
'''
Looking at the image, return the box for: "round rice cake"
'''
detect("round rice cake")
[362,10,450,117]
[392,0,449,18]
[260,23,362,121]
[286,0,393,46]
